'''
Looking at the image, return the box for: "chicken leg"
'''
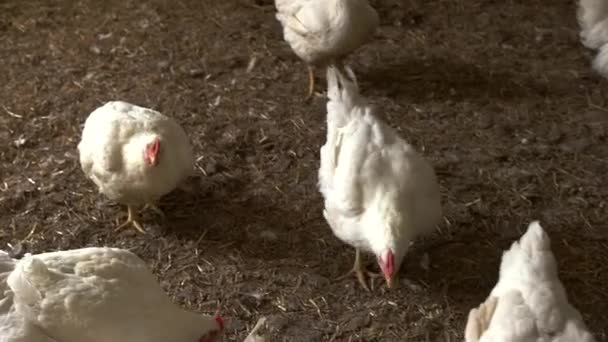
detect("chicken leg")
[115,205,146,234]
[336,249,380,291]
[306,65,315,99]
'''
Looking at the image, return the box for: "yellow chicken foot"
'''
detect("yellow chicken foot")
[115,205,146,234]
[336,249,380,291]
[306,65,315,99]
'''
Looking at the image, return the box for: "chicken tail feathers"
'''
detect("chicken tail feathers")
[319,65,363,196]
[464,296,498,342]
[498,220,557,286]
[518,221,551,254]
[326,65,360,111]
[592,45,608,77]
[578,0,608,48]
[578,0,608,77]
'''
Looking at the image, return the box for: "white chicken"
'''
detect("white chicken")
[578,0,608,77]
[318,66,442,290]
[465,221,596,342]
[274,0,379,98]
[1,247,224,342]
[78,101,194,233]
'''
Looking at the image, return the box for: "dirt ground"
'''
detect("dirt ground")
[0,0,607,340]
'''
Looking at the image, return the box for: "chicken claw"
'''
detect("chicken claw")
[336,249,380,291]
[115,205,146,234]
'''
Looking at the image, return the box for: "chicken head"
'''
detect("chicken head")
[144,137,161,166]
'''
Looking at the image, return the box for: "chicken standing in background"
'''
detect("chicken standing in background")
[4,247,224,342]
[318,66,442,290]
[578,0,608,77]
[274,0,379,98]
[465,221,596,342]
[78,101,194,233]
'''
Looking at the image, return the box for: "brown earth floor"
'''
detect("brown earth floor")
[0,0,607,341]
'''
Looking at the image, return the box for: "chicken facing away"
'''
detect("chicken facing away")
[465,221,596,342]
[275,0,379,98]
[78,101,194,233]
[2,247,224,342]
[318,66,442,290]
[578,0,608,77]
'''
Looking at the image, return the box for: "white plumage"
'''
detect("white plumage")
[1,251,56,342]
[465,221,596,342]
[274,0,379,97]
[318,66,442,290]
[78,101,194,232]
[578,0,608,77]
[1,247,223,342]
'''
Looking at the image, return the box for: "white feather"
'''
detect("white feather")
[465,222,596,342]
[0,252,57,342]
[578,0,608,77]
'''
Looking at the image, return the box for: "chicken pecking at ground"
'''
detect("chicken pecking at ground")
[274,0,379,98]
[78,101,194,233]
[1,247,224,342]
[578,0,608,77]
[318,66,442,290]
[465,221,596,342]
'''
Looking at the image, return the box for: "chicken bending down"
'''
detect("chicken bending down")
[78,101,194,233]
[578,0,608,77]
[465,221,596,342]
[318,66,442,290]
[4,247,224,342]
[274,0,379,98]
